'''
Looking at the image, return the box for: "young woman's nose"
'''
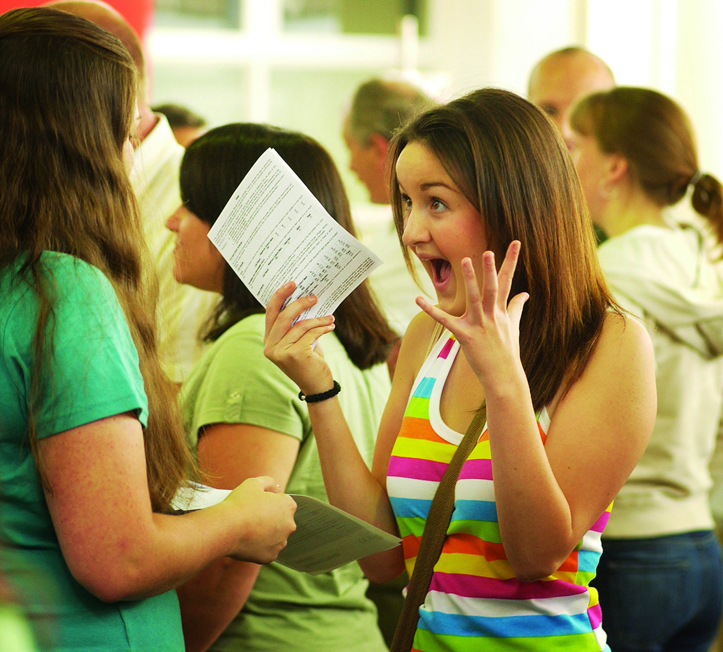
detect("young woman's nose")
[165,207,181,232]
[402,207,428,248]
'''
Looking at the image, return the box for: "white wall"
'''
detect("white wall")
[423,0,583,97]
[674,0,723,176]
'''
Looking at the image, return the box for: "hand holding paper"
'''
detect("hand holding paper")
[172,484,400,574]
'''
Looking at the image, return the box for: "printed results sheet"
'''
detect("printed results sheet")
[207,148,381,319]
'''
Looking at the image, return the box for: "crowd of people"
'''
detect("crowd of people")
[1,4,722,652]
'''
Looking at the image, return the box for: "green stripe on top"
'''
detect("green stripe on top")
[414,629,603,652]
[448,519,502,544]
[397,516,426,538]
[405,394,431,420]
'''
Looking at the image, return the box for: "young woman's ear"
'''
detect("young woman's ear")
[605,153,629,186]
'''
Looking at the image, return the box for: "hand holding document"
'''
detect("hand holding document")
[275,495,401,575]
[172,484,401,575]
[207,148,381,320]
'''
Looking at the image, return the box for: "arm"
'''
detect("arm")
[416,243,656,581]
[40,414,297,604]
[489,312,654,580]
[176,424,299,652]
[263,288,432,582]
[708,408,723,531]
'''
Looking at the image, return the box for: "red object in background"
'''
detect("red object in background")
[0,0,154,47]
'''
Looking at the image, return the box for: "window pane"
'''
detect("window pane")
[283,0,427,36]
[151,63,250,127]
[154,0,242,30]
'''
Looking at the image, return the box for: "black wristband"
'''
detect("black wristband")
[298,380,341,403]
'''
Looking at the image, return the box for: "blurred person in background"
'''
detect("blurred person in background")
[571,86,723,652]
[528,46,615,153]
[343,79,435,374]
[153,102,208,148]
[528,46,615,244]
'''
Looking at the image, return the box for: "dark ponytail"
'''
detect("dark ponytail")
[691,172,723,247]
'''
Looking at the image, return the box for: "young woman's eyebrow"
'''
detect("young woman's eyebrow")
[419,181,457,192]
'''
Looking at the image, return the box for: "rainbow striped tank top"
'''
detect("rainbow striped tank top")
[387,333,611,652]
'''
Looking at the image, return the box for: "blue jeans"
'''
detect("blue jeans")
[594,530,723,652]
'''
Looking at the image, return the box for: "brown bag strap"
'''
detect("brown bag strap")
[389,404,487,652]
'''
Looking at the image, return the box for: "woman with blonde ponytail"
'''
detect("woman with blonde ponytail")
[572,86,723,652]
[0,8,296,651]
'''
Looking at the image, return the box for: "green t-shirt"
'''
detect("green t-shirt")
[0,603,39,652]
[0,253,183,651]
[181,313,391,652]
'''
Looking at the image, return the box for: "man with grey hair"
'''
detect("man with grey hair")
[528,46,615,152]
[343,78,432,204]
[341,78,434,359]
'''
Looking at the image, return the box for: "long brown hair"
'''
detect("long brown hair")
[180,123,398,369]
[571,87,723,247]
[389,88,617,410]
[0,7,191,511]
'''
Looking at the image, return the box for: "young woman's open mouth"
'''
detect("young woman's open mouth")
[430,257,452,291]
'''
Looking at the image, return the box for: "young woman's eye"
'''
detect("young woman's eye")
[431,198,447,212]
[400,193,412,210]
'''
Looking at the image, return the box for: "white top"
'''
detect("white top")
[129,114,219,383]
[598,223,723,537]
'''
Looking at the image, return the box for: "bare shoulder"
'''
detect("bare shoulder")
[595,310,654,371]
[576,310,655,401]
[396,311,440,380]
[386,311,439,413]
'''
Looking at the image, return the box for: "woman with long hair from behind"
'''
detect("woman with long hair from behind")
[263,88,657,650]
[0,8,295,650]
[571,86,723,652]
[169,123,398,652]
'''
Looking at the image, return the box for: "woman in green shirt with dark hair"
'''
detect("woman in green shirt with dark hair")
[170,123,398,652]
